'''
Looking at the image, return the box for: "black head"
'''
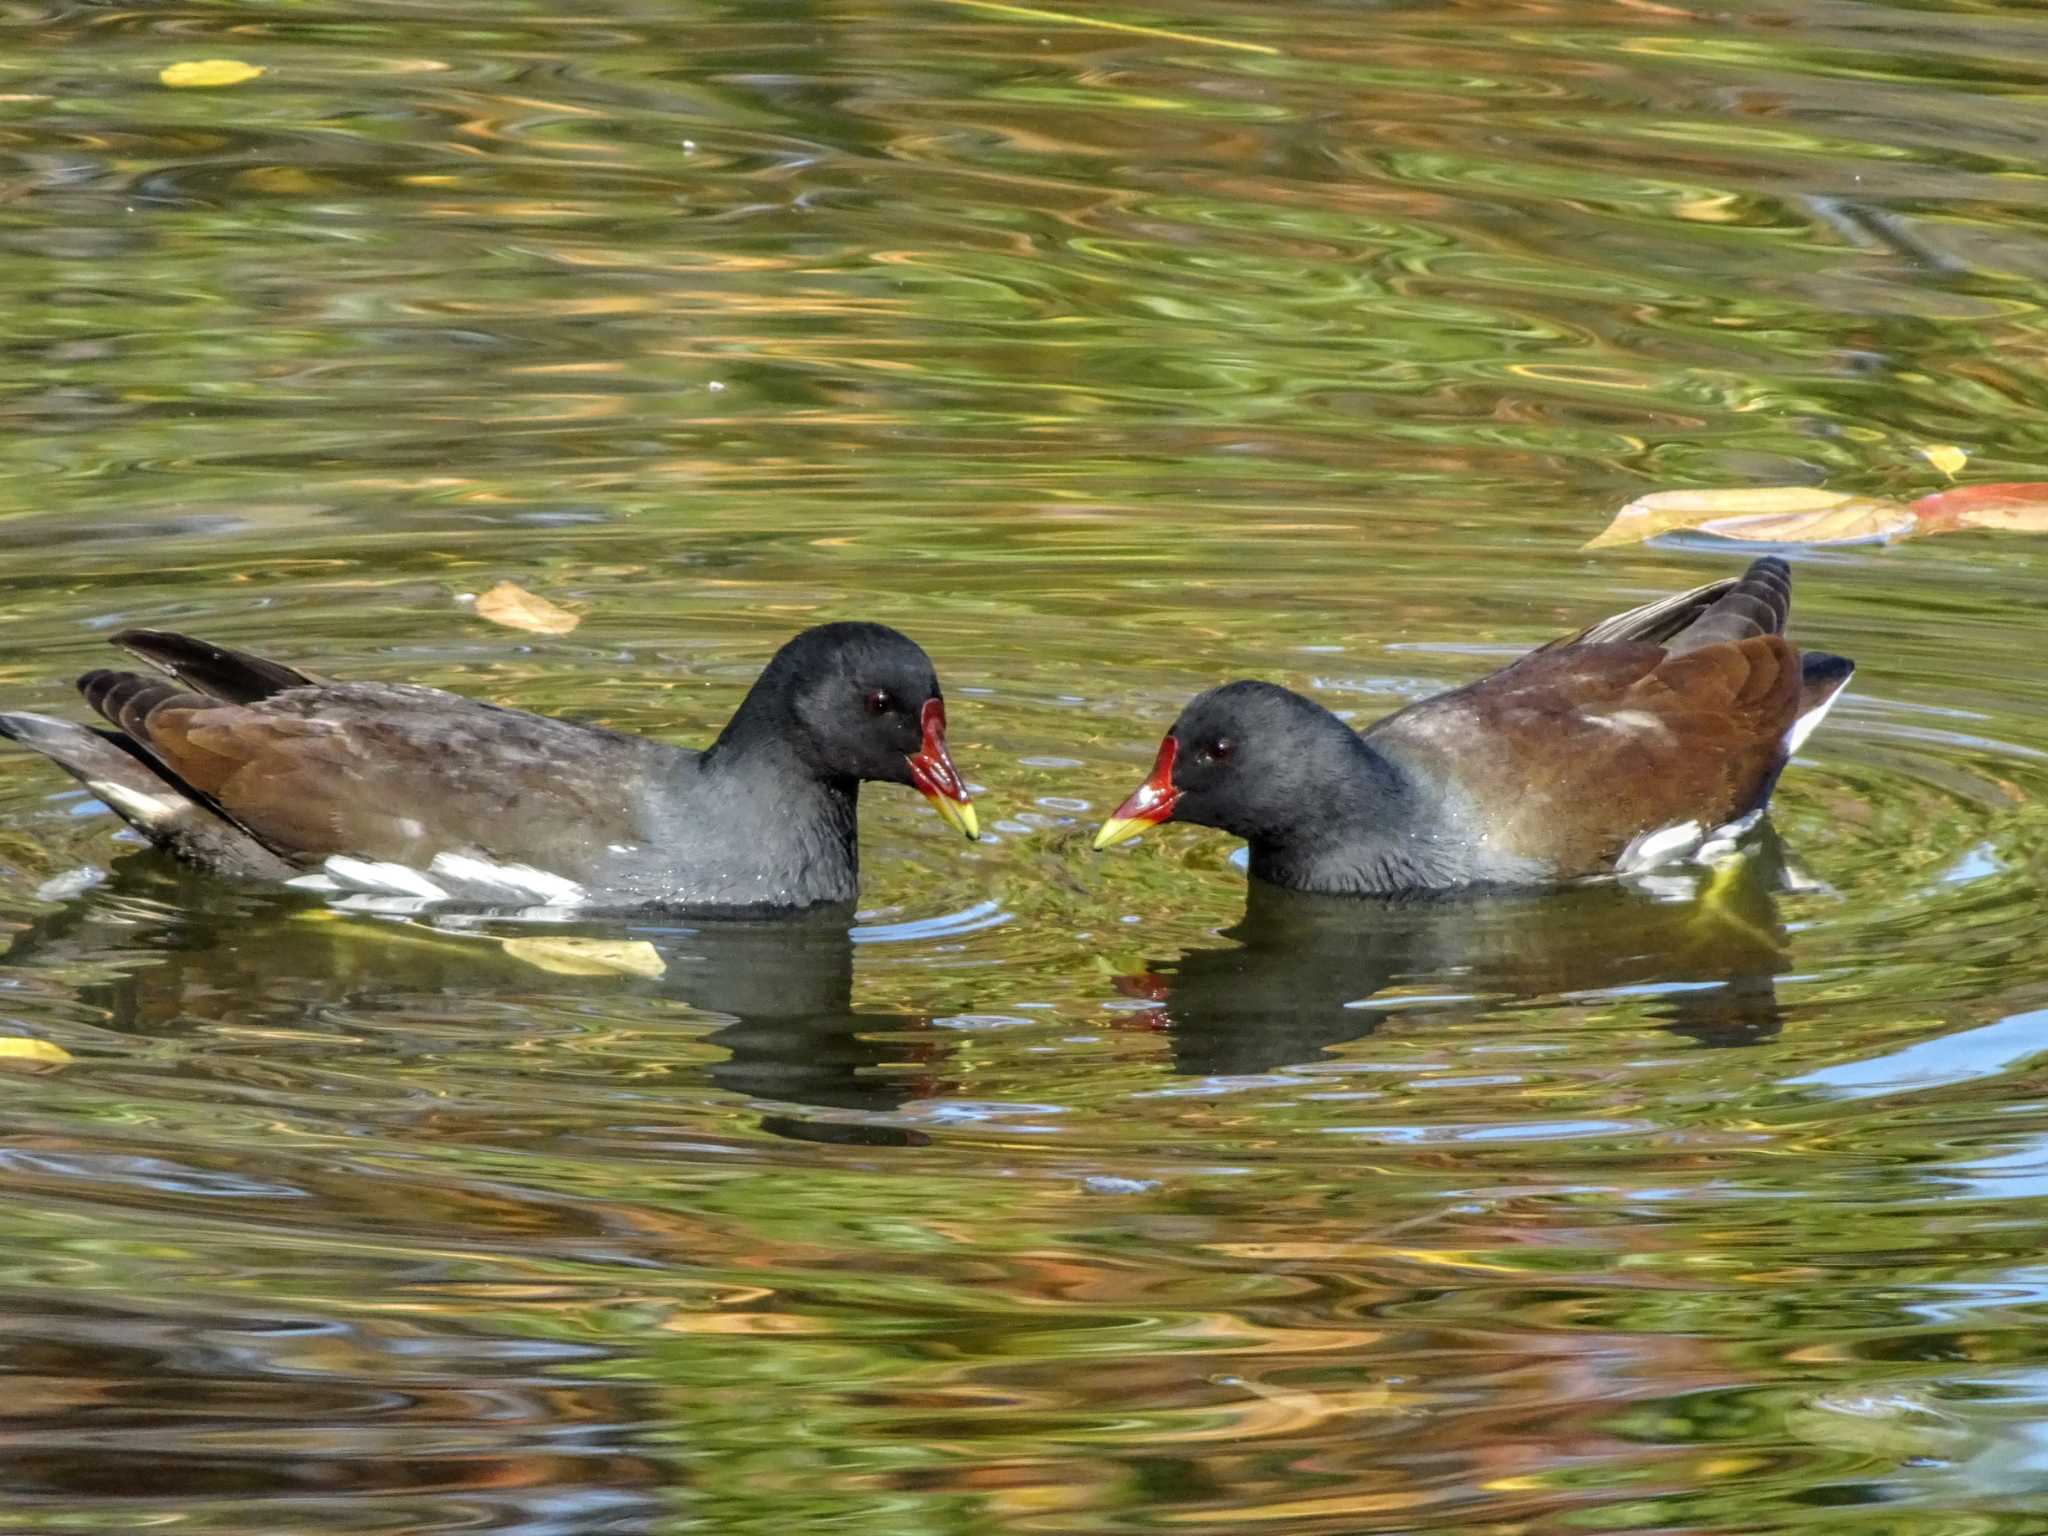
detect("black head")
[726,623,977,838]
[1096,680,1383,848]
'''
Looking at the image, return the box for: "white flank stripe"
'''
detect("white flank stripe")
[321,856,449,900]
[1617,819,1704,874]
[428,852,586,906]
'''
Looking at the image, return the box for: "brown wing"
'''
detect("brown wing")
[79,675,662,875]
[1369,633,1804,878]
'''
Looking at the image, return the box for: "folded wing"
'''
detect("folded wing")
[1372,558,1846,874]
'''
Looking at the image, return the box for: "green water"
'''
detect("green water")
[7,2,2048,1531]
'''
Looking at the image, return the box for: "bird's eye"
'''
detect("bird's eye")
[1208,737,1235,763]
[864,688,894,717]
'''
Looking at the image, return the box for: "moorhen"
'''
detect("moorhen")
[0,622,978,912]
[1094,556,1852,895]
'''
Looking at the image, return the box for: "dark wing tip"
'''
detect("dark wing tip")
[111,626,178,650]
[112,630,314,704]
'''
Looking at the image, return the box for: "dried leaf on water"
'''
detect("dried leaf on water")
[0,1038,74,1068]
[159,60,265,88]
[1911,481,2048,535]
[474,581,580,635]
[1686,496,1920,547]
[1585,488,1915,549]
[500,936,667,978]
[1587,481,2048,549]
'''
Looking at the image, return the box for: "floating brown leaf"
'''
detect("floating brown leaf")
[1911,481,2048,535]
[474,581,580,635]
[500,936,666,978]
[160,59,264,87]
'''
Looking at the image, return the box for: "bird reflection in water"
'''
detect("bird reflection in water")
[1113,831,1806,1079]
[3,861,943,1147]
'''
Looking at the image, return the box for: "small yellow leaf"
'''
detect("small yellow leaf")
[474,581,580,635]
[500,936,666,978]
[1587,487,1917,548]
[1918,444,1968,478]
[0,1038,73,1067]
[160,60,265,88]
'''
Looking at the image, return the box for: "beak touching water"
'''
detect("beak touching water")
[1094,736,1179,850]
[907,697,979,841]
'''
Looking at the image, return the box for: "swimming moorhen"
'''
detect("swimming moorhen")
[0,622,978,912]
[1094,557,1852,895]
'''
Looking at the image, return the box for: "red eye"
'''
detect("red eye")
[864,689,893,717]
[1209,738,1235,762]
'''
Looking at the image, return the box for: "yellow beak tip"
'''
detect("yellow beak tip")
[925,792,980,842]
[1093,817,1149,852]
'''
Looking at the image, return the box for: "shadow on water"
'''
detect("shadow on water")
[1116,833,1802,1078]
[4,857,940,1147]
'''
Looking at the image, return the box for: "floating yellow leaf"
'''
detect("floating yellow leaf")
[159,59,265,88]
[1918,444,1968,478]
[474,581,580,635]
[0,1038,73,1067]
[500,936,666,978]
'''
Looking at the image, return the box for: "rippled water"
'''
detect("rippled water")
[6,1,2048,1531]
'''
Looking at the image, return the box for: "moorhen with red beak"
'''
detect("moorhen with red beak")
[0,622,977,912]
[1095,557,1851,895]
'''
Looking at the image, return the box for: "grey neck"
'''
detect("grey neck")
[1241,749,1481,896]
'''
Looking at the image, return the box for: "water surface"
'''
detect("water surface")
[6,1,2048,1531]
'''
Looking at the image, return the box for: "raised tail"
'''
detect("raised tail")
[0,710,292,879]
[1666,556,1792,653]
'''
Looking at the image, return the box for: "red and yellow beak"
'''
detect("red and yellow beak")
[1094,736,1179,850]
[906,697,978,841]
